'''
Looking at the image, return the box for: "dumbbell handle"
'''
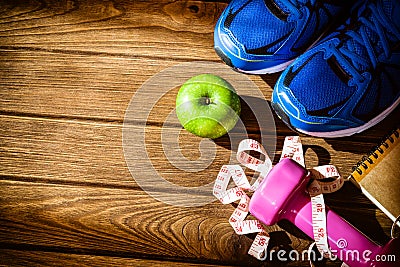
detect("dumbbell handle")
[282,191,380,267]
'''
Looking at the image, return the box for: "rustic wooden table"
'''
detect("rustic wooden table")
[0,1,398,266]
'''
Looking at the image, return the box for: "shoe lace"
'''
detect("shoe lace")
[338,2,400,78]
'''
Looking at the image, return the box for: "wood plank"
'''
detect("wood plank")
[0,249,237,267]
[0,114,247,189]
[0,114,386,189]
[0,0,226,61]
[0,50,172,121]
[0,50,273,123]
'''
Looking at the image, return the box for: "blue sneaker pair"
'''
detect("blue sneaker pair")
[214,0,400,137]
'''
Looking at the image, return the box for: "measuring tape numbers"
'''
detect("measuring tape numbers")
[308,164,344,258]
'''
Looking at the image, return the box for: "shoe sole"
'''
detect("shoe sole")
[214,46,294,74]
[214,17,296,74]
[238,60,295,75]
[272,96,400,138]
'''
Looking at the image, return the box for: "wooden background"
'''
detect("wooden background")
[0,0,398,266]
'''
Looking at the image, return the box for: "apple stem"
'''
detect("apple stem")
[200,96,212,105]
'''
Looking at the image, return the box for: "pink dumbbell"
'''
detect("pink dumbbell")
[249,158,399,267]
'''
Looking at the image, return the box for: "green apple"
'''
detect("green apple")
[175,74,241,139]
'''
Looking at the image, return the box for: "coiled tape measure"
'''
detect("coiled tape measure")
[213,136,344,261]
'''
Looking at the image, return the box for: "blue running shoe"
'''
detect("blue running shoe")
[272,0,400,137]
[214,0,353,74]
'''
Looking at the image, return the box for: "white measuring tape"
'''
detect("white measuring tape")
[213,136,344,261]
[308,164,344,258]
[213,139,272,260]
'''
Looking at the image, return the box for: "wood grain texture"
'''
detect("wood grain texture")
[0,249,235,267]
[0,0,225,59]
[0,179,392,266]
[0,0,398,266]
[0,180,318,266]
[1,114,391,189]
